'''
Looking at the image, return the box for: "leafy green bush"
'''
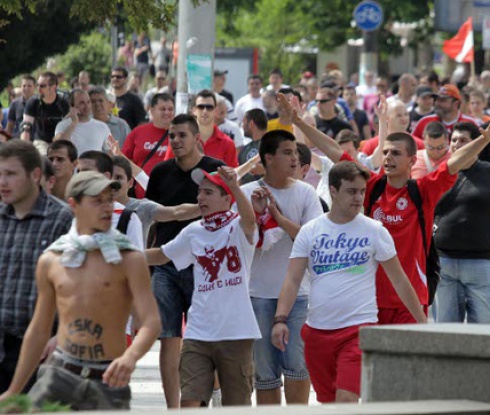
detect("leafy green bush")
[0,395,70,414]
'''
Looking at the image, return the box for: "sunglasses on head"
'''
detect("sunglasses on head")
[196,104,215,111]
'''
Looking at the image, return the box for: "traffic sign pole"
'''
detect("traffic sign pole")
[354,1,383,86]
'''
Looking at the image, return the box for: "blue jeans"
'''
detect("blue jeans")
[436,257,490,323]
[251,296,309,390]
[151,264,194,338]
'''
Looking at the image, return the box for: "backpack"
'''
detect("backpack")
[116,208,134,235]
[365,175,440,306]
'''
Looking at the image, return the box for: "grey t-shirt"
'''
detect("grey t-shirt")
[126,197,159,245]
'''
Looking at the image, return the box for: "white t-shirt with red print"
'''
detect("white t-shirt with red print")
[162,213,261,341]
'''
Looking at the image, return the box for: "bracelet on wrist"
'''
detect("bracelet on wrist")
[273,315,288,325]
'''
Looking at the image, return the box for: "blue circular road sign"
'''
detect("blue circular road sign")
[354,1,384,31]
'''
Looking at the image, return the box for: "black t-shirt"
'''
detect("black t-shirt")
[409,108,434,133]
[238,140,261,184]
[24,94,70,142]
[145,156,225,246]
[7,98,26,137]
[315,115,352,138]
[434,160,490,259]
[220,89,234,105]
[116,91,146,130]
[353,109,369,140]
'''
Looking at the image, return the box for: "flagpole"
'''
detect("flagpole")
[470,57,476,83]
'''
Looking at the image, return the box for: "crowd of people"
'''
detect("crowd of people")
[0,61,489,410]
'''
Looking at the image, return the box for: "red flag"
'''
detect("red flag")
[443,17,474,63]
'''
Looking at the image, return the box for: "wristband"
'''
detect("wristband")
[273,315,287,325]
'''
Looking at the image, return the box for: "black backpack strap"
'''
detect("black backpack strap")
[406,179,427,254]
[365,175,387,217]
[141,130,169,168]
[116,208,134,235]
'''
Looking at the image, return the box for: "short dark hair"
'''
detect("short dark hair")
[423,121,447,139]
[244,109,268,130]
[151,92,175,108]
[247,74,263,83]
[41,156,55,180]
[113,156,133,181]
[329,161,370,191]
[259,129,296,167]
[22,74,36,84]
[40,71,58,86]
[171,113,200,136]
[386,132,417,156]
[79,150,113,175]
[335,129,360,149]
[0,140,42,173]
[47,140,78,162]
[453,122,480,140]
[195,89,216,106]
[296,142,312,166]
[69,88,88,106]
[270,68,283,77]
[278,87,294,96]
[112,66,128,78]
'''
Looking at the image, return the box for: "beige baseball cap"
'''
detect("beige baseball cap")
[65,171,121,200]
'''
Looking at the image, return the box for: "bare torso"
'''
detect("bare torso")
[47,250,134,361]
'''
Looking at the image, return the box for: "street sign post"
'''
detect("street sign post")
[354,1,383,32]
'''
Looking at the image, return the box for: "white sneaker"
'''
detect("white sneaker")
[212,388,222,407]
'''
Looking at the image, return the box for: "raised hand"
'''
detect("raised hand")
[277,93,302,125]
[480,123,490,141]
[251,187,269,214]
[217,166,239,190]
[106,135,122,156]
[374,95,387,120]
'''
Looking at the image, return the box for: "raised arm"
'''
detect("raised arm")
[153,203,200,222]
[381,256,428,323]
[277,93,343,162]
[0,254,57,399]
[447,124,490,174]
[145,247,171,266]
[103,252,160,388]
[53,108,79,141]
[370,95,387,170]
[219,166,256,243]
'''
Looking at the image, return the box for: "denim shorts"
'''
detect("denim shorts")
[251,296,309,390]
[152,263,194,338]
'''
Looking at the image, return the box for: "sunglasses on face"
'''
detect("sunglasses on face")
[37,84,48,89]
[196,104,215,111]
[111,75,125,79]
[426,144,447,151]
[316,99,333,104]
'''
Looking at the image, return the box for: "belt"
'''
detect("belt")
[51,355,108,380]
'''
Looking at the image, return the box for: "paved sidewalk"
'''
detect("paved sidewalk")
[130,342,319,410]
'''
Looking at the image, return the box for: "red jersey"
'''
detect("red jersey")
[122,122,169,198]
[165,125,238,167]
[361,134,425,156]
[364,163,457,307]
[412,113,478,140]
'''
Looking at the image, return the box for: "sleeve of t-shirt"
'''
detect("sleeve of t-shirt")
[301,185,323,225]
[127,213,145,251]
[373,223,397,262]
[412,118,427,139]
[233,125,245,148]
[133,96,147,127]
[138,199,159,224]
[224,141,239,167]
[122,129,137,161]
[417,161,457,210]
[23,97,37,117]
[54,118,70,135]
[162,225,195,270]
[7,103,16,122]
[290,223,310,258]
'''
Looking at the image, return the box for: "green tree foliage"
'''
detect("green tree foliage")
[217,0,434,80]
[0,0,93,89]
[56,30,112,86]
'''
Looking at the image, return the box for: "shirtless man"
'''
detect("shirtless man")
[0,171,161,410]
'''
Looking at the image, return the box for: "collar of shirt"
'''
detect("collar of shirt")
[0,189,50,219]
